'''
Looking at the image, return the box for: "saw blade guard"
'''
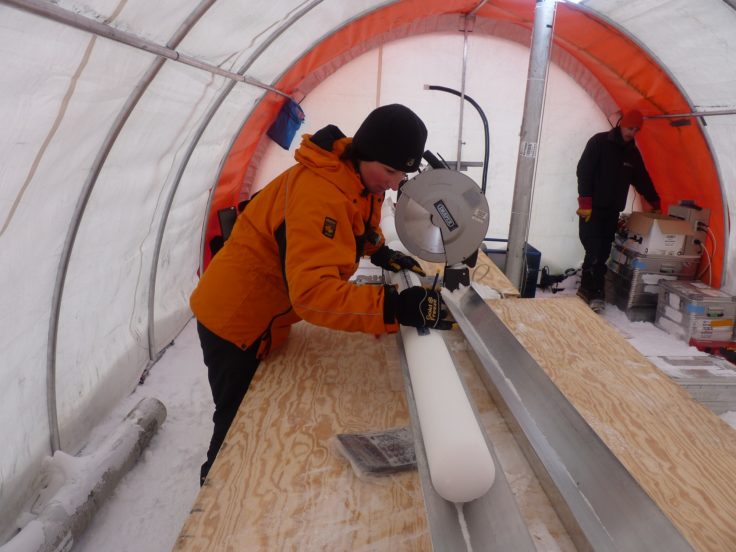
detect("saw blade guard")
[395,168,490,266]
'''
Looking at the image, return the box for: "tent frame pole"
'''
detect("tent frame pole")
[36,0,217,453]
[0,0,295,101]
[505,0,556,291]
[148,0,324,359]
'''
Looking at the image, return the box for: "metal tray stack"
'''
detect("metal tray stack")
[605,244,700,321]
[655,280,736,343]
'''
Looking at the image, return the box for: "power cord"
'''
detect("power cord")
[538,266,578,293]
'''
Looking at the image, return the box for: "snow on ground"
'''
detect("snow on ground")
[73,320,211,552]
[28,275,736,552]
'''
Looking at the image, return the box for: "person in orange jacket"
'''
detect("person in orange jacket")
[575,109,661,311]
[190,104,453,483]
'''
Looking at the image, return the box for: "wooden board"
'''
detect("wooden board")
[489,297,736,552]
[173,319,574,552]
[418,249,520,298]
[174,324,430,551]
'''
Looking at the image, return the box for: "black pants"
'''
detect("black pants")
[578,210,619,299]
[197,321,261,485]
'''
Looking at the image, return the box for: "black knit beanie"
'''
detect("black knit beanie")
[352,104,428,172]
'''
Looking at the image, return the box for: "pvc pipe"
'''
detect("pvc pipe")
[0,398,167,552]
[387,257,495,503]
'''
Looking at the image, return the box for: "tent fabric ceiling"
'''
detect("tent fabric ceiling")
[1,0,735,538]
[212,0,730,286]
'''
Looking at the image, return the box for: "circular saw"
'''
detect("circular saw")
[395,168,489,266]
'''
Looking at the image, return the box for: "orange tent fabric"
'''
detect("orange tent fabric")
[206,0,723,285]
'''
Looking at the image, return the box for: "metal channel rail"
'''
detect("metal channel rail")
[439,286,694,552]
[395,332,537,552]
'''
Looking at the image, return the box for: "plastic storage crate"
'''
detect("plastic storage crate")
[605,245,699,321]
[655,280,736,343]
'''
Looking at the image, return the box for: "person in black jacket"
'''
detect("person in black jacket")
[575,109,661,309]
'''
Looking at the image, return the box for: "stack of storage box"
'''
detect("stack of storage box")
[604,212,697,321]
[655,280,736,343]
[605,244,700,321]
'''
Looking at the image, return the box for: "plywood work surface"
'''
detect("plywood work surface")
[174,323,429,552]
[418,250,520,297]
[489,296,736,552]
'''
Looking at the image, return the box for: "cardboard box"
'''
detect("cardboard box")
[625,212,694,256]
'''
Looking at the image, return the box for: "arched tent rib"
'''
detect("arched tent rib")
[1,0,735,541]
[208,0,725,285]
[42,0,219,454]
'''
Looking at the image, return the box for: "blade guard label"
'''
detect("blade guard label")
[433,200,458,232]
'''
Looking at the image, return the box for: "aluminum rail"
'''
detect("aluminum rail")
[443,286,694,552]
[394,315,536,549]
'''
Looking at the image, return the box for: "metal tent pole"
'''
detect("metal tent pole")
[1,0,295,101]
[505,0,556,291]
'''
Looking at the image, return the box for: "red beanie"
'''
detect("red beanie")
[620,109,644,128]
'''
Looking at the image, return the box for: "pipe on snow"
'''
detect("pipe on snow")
[0,397,167,552]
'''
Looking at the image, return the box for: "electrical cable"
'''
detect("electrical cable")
[698,245,713,286]
[472,263,491,282]
[425,85,490,194]
[705,225,717,259]
[695,223,716,285]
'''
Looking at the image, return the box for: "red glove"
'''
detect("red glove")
[577,196,592,222]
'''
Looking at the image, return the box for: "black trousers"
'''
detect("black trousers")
[197,321,261,484]
[578,210,619,299]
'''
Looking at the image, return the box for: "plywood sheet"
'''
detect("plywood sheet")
[174,324,429,551]
[489,297,736,552]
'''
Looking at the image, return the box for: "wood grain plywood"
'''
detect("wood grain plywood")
[489,297,736,552]
[418,249,520,297]
[174,323,429,552]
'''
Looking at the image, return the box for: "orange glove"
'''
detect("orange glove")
[576,208,592,222]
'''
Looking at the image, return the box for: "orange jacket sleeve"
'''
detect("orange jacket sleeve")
[283,169,398,334]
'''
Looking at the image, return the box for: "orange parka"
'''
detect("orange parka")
[190,125,400,358]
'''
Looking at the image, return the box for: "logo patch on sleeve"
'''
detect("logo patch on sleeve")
[322,217,337,239]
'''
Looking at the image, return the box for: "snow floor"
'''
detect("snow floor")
[57,278,736,551]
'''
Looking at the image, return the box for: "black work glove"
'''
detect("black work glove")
[370,245,426,276]
[384,285,454,330]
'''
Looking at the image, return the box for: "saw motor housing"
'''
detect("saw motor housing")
[395,167,490,289]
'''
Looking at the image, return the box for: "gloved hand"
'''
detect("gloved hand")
[371,245,426,276]
[576,208,592,222]
[384,285,454,330]
[576,196,592,223]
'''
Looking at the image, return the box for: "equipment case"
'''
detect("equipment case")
[655,280,736,343]
[605,244,700,321]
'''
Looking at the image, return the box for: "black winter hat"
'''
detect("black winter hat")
[352,104,428,172]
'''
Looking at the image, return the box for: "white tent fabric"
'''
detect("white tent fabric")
[1,0,735,541]
[590,0,736,282]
